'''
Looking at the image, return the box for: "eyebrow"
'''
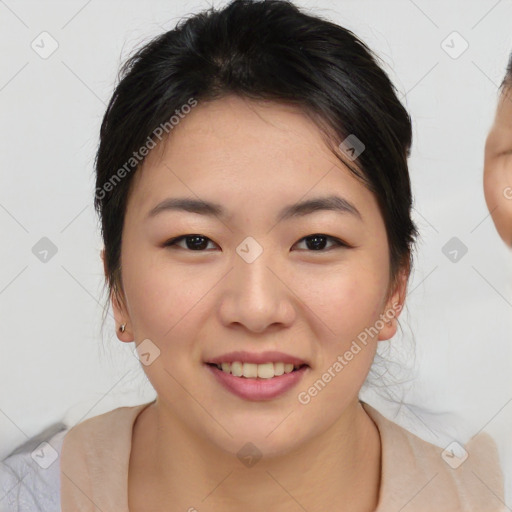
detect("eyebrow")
[146,195,362,223]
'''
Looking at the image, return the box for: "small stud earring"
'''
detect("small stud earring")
[119,323,126,333]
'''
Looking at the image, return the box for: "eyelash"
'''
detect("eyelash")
[163,234,350,252]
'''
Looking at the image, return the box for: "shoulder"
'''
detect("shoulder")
[59,401,154,512]
[361,402,507,512]
[1,423,67,512]
[60,401,152,454]
[60,402,148,485]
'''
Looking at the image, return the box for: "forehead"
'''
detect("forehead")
[148,95,339,169]
[127,95,380,224]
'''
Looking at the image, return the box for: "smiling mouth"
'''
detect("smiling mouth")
[205,361,308,379]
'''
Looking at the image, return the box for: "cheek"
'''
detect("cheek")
[121,249,207,345]
[121,256,213,398]
[295,268,385,405]
[297,263,386,341]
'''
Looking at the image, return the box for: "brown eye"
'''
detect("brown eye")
[164,234,218,251]
[294,234,348,251]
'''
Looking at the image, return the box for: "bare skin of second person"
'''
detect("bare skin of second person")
[484,82,512,246]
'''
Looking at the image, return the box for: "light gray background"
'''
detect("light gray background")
[1,0,511,505]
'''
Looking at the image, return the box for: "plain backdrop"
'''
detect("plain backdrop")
[1,0,511,505]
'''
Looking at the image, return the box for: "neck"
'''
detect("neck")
[129,399,381,512]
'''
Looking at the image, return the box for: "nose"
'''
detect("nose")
[218,248,296,333]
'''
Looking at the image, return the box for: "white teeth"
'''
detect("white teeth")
[214,361,302,378]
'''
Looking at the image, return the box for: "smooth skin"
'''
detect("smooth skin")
[484,85,512,247]
[102,95,408,512]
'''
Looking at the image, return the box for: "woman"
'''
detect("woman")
[1,1,506,511]
[484,52,512,246]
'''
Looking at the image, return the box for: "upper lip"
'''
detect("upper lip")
[205,350,309,366]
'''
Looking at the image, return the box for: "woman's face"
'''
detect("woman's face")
[109,95,406,456]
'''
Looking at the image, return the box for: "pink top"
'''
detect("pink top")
[60,400,506,511]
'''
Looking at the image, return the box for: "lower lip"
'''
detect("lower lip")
[205,363,309,401]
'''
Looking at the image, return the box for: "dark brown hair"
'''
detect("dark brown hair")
[500,51,512,90]
[94,0,419,332]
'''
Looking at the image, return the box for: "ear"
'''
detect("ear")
[101,247,133,342]
[377,266,408,341]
